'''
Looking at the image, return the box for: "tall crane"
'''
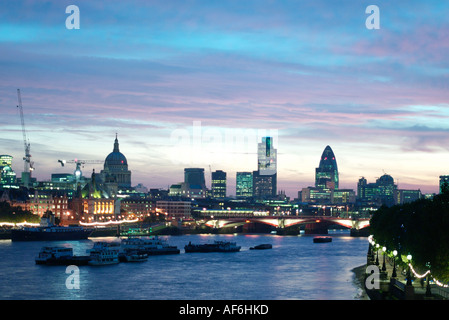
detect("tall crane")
[17,89,34,177]
[58,159,103,180]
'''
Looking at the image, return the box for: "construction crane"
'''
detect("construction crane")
[16,89,34,179]
[58,159,103,180]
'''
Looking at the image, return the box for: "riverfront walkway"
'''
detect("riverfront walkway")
[365,247,449,300]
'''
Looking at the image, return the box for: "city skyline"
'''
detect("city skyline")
[1,1,449,197]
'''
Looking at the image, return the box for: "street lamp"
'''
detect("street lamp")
[392,250,398,278]
[382,247,387,272]
[406,254,412,286]
[375,244,380,266]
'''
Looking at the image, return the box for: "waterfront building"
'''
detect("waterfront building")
[236,172,253,199]
[211,170,226,198]
[156,200,191,219]
[315,146,339,190]
[69,171,116,223]
[100,134,131,189]
[120,198,154,220]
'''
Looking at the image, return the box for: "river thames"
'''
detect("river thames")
[0,230,368,300]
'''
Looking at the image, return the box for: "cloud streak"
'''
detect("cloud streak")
[1,0,449,195]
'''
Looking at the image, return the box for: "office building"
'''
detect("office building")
[258,137,277,176]
[357,174,397,207]
[236,172,253,198]
[253,170,277,199]
[439,175,449,194]
[211,170,226,198]
[254,137,277,199]
[315,146,339,190]
[184,168,206,188]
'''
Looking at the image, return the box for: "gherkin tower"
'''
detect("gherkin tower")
[315,145,339,190]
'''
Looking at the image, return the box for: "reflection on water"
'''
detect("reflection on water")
[0,231,368,300]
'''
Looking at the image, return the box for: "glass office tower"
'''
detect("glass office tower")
[315,145,339,190]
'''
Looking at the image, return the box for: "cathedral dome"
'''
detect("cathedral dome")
[104,135,128,167]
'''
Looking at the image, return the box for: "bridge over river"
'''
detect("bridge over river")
[201,215,370,235]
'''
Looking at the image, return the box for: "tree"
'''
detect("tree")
[370,193,449,283]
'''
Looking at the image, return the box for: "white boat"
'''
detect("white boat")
[121,236,180,255]
[88,241,120,266]
[35,246,91,265]
[120,250,148,262]
[35,246,73,264]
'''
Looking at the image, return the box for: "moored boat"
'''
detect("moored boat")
[313,236,332,243]
[88,242,120,266]
[35,246,91,265]
[184,240,241,253]
[11,217,92,242]
[250,244,272,250]
[121,236,180,255]
[119,250,148,262]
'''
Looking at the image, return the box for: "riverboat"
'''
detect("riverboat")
[119,250,148,262]
[35,246,91,266]
[313,236,332,243]
[184,240,241,253]
[11,217,92,242]
[88,242,120,266]
[121,236,180,255]
[250,244,272,250]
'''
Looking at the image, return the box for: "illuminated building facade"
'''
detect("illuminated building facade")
[253,170,276,199]
[69,171,116,223]
[236,172,253,198]
[258,137,277,176]
[357,174,397,207]
[315,146,339,190]
[211,170,226,198]
[156,200,191,219]
[254,137,277,199]
[0,155,17,189]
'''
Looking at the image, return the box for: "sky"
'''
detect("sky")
[1,0,449,197]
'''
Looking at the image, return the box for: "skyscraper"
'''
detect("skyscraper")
[184,168,206,188]
[211,170,226,198]
[315,145,339,190]
[258,137,277,175]
[254,137,277,199]
[236,172,253,198]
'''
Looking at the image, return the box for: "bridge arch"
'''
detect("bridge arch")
[204,216,370,232]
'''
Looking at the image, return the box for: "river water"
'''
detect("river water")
[0,230,368,300]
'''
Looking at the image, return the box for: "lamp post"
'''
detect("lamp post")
[375,244,380,266]
[382,247,387,272]
[406,254,412,286]
[392,250,398,278]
